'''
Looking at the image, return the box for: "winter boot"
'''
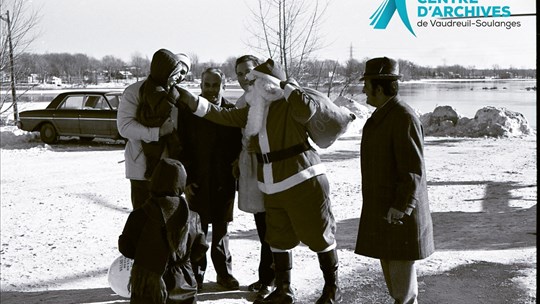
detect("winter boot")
[254,251,295,304]
[315,249,342,304]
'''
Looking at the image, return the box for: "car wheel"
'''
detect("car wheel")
[40,123,58,144]
[79,137,94,142]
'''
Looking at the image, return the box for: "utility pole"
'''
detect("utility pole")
[0,10,18,123]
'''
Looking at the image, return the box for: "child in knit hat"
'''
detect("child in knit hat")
[118,158,208,304]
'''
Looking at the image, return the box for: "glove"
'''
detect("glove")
[175,85,199,111]
[279,77,300,89]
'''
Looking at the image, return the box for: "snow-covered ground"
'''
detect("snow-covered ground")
[0,92,536,303]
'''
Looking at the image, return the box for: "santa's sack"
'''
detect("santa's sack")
[108,255,133,298]
[302,87,356,148]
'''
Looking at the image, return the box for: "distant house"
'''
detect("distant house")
[52,76,62,86]
[118,70,133,79]
[27,74,40,84]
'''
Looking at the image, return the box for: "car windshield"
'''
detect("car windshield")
[105,93,122,110]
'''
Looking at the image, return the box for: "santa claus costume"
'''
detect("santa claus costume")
[178,59,342,304]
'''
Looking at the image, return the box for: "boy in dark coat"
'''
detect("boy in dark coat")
[118,158,208,304]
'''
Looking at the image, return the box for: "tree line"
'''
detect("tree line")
[6,52,537,88]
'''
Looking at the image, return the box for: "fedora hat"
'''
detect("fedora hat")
[360,57,402,80]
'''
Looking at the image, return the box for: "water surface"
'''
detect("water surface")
[13,79,537,128]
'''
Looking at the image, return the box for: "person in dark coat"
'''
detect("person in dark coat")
[355,57,435,304]
[177,67,242,291]
[118,158,208,304]
[136,49,190,179]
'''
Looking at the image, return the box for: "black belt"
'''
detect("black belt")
[256,141,312,164]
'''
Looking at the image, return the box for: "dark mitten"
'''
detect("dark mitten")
[168,85,181,105]
[175,86,199,111]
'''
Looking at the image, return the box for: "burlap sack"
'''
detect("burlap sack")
[303,88,356,148]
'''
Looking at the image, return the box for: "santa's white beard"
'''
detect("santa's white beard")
[244,78,284,137]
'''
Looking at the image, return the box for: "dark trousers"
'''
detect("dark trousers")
[193,221,233,279]
[254,212,275,285]
[130,179,150,209]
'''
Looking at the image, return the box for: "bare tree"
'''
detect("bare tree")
[246,0,328,79]
[326,60,338,97]
[305,59,336,90]
[101,55,126,82]
[314,60,325,90]
[0,0,41,123]
[130,52,150,82]
[338,58,363,97]
[188,53,201,81]
[221,56,238,81]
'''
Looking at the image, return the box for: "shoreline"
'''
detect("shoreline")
[3,79,536,130]
[10,78,537,94]
[405,78,537,83]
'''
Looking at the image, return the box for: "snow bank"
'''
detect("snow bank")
[0,126,43,149]
[420,106,534,137]
[333,95,370,135]
[333,96,533,138]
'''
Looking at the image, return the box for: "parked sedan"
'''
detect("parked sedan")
[17,90,124,144]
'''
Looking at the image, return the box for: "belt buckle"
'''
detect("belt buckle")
[262,153,270,164]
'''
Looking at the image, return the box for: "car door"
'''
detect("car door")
[79,94,117,137]
[53,95,83,135]
[103,93,121,136]
[79,95,101,136]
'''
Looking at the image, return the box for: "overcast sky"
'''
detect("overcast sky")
[22,0,537,69]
